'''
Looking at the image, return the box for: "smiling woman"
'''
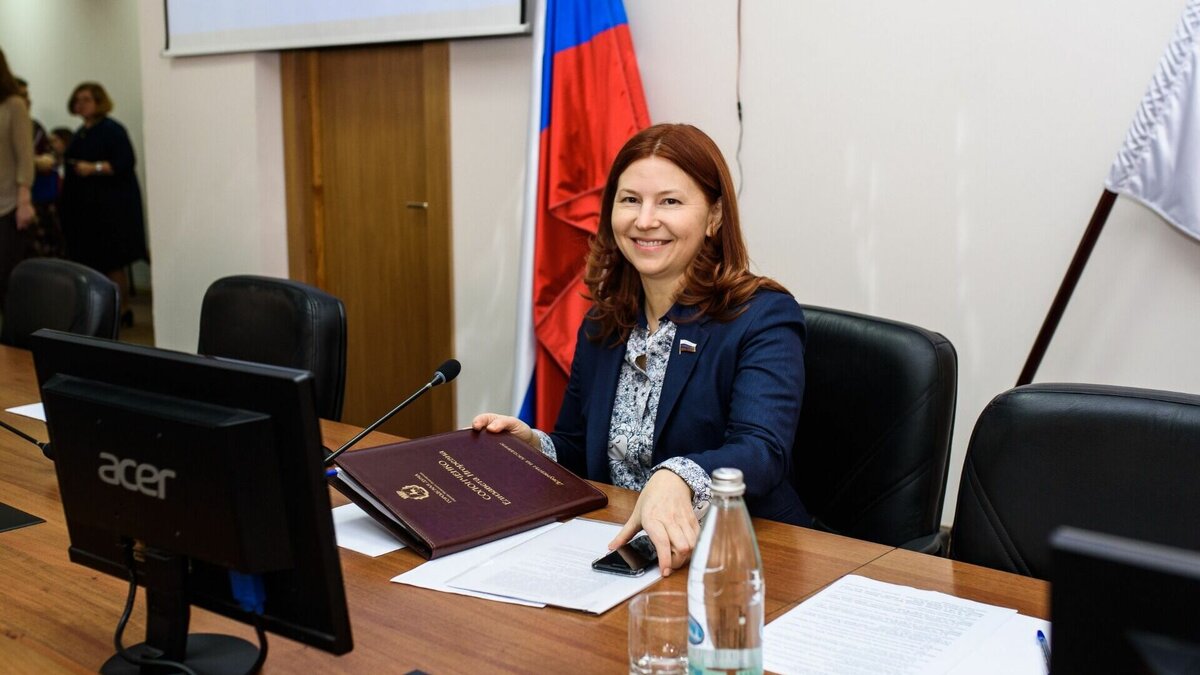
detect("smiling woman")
[472,124,809,575]
[610,155,719,327]
[587,124,788,340]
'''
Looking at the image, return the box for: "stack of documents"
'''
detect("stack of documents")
[332,505,660,614]
[764,575,1050,675]
[409,518,661,613]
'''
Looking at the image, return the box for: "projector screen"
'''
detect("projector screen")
[164,0,528,57]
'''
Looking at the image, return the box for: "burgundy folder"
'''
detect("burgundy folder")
[332,429,607,559]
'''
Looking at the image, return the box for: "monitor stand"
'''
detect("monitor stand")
[101,549,261,675]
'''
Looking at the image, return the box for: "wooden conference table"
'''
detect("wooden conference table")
[0,345,1048,673]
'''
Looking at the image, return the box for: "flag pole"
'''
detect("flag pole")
[512,0,546,418]
[1016,189,1118,386]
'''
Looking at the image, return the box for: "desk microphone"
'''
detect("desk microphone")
[323,359,460,467]
[0,417,53,460]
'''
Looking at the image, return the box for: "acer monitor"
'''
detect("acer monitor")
[1050,527,1200,674]
[31,329,352,674]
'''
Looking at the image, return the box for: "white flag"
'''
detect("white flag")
[1106,1,1200,240]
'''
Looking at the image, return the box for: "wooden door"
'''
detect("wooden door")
[281,42,454,438]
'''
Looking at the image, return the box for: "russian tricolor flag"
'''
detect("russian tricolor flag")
[513,0,649,428]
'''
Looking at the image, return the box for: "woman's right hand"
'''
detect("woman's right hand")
[15,203,34,231]
[470,413,536,447]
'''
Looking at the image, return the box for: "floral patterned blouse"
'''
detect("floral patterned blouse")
[532,319,711,512]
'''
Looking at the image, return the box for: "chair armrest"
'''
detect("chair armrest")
[899,530,950,556]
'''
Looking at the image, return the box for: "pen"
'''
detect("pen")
[1036,629,1051,673]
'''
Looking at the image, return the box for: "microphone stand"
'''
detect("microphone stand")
[0,417,52,458]
[324,380,437,467]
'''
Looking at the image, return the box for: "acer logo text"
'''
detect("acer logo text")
[98,452,177,500]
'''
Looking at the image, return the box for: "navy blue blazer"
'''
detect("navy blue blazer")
[548,290,811,526]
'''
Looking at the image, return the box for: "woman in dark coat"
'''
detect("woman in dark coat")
[60,81,147,322]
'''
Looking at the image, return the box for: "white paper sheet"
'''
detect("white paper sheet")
[391,522,563,607]
[5,403,45,421]
[947,614,1051,675]
[764,575,1020,675]
[446,518,662,613]
[331,503,406,557]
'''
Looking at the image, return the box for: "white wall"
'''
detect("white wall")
[136,1,288,351]
[45,1,1200,524]
[624,0,1197,523]
[0,1,144,168]
[449,36,532,422]
[0,0,148,286]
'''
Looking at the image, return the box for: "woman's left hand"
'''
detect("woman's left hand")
[609,470,699,577]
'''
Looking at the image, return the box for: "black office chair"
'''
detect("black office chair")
[197,275,347,421]
[949,383,1200,579]
[1,258,119,349]
[791,305,957,551]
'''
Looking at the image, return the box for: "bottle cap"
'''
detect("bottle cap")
[711,467,746,497]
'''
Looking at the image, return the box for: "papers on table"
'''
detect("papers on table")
[446,518,661,614]
[5,403,45,421]
[343,513,660,613]
[765,575,1048,675]
[331,503,406,557]
[391,522,561,607]
[948,613,1050,675]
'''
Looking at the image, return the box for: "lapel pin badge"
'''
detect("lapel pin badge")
[679,339,697,354]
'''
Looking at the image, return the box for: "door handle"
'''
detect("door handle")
[406,201,429,209]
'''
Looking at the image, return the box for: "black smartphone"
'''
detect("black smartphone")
[591,534,659,576]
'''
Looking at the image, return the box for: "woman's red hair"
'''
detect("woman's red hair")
[583,123,788,344]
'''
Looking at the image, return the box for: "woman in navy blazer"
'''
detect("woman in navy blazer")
[474,124,808,574]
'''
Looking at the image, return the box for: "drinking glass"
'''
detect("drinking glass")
[628,590,688,675]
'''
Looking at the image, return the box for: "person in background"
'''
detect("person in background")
[472,124,809,575]
[59,81,147,326]
[48,127,73,163]
[48,128,72,215]
[14,77,65,258]
[0,49,34,307]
